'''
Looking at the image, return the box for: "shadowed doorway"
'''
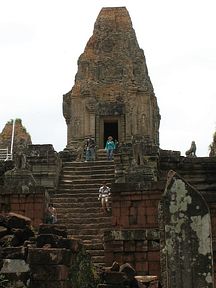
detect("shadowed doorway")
[104,121,118,147]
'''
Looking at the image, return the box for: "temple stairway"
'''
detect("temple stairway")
[51,153,115,266]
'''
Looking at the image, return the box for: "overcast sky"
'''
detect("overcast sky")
[0,0,216,156]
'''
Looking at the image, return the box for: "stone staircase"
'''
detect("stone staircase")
[51,154,115,266]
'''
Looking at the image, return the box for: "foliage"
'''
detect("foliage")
[0,274,9,288]
[209,131,216,151]
[68,246,100,288]
[0,275,28,288]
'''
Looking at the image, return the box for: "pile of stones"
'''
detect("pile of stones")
[0,212,35,288]
[0,212,35,248]
[98,261,160,288]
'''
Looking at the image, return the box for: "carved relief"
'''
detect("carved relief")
[85,97,97,113]
[63,93,71,124]
[131,134,144,166]
[185,141,197,157]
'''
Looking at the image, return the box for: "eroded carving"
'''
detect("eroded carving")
[185,141,197,157]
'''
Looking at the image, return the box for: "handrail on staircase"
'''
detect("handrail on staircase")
[0,148,12,161]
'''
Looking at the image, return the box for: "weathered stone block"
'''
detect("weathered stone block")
[11,227,35,244]
[124,240,135,252]
[30,281,70,288]
[0,247,27,260]
[0,234,20,247]
[0,259,30,273]
[0,273,29,288]
[58,237,81,251]
[5,212,31,229]
[102,271,125,284]
[135,240,148,252]
[97,285,124,288]
[119,263,136,280]
[159,171,214,288]
[38,224,67,238]
[27,248,72,266]
[31,265,69,281]
[36,234,62,248]
[0,225,8,238]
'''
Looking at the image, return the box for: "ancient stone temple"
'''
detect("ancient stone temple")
[2,6,216,288]
[63,7,160,149]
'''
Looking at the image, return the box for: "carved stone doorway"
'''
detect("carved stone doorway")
[98,116,121,148]
[104,121,118,147]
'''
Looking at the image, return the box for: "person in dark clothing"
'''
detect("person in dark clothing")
[85,136,96,161]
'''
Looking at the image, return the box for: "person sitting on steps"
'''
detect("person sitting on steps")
[46,203,57,224]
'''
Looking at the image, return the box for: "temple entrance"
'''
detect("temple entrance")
[98,116,121,148]
[104,121,118,147]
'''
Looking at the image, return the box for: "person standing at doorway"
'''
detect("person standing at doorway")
[98,182,111,213]
[105,136,115,160]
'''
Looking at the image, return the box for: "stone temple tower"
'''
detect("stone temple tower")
[63,7,160,149]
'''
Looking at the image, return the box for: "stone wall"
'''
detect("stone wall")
[105,152,216,285]
[0,191,48,227]
[0,216,98,288]
[105,182,163,276]
[26,144,62,194]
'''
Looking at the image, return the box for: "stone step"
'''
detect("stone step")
[56,222,111,230]
[59,182,110,188]
[84,242,104,250]
[52,194,100,201]
[58,179,114,186]
[54,203,102,209]
[89,255,105,264]
[63,160,114,167]
[57,215,111,224]
[59,175,114,182]
[82,238,104,245]
[53,192,99,198]
[63,163,115,169]
[52,205,104,213]
[68,233,104,242]
[56,185,110,193]
[60,172,114,178]
[56,187,112,193]
[52,199,101,207]
[57,185,111,192]
[62,168,115,174]
[67,229,110,238]
[87,249,105,257]
[54,158,115,267]
[61,169,114,176]
[56,186,109,193]
[55,209,110,218]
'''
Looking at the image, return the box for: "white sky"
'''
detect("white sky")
[0,0,216,156]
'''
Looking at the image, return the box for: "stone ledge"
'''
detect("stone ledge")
[104,229,159,241]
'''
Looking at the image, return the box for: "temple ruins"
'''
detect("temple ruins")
[0,6,216,288]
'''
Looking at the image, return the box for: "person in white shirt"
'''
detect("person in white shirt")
[98,183,111,213]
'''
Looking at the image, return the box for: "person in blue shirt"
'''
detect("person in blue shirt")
[105,136,115,160]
